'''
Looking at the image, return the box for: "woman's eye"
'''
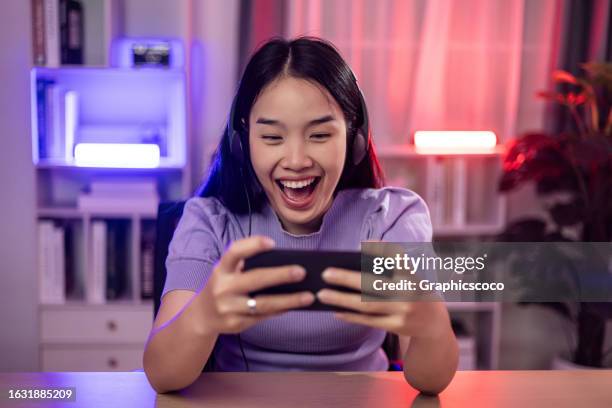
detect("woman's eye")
[262,135,282,142]
[310,133,331,140]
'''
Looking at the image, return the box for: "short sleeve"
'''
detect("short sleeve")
[162,197,226,298]
[363,187,433,243]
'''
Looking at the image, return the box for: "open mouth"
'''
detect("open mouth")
[275,176,322,208]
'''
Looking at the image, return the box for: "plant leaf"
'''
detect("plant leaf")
[553,70,579,85]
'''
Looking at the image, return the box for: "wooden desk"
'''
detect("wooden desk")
[1,370,611,407]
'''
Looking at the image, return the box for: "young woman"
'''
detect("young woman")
[143,37,458,394]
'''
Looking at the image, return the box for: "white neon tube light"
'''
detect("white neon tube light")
[414,131,497,153]
[74,143,161,168]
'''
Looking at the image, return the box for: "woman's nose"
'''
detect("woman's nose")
[281,140,313,170]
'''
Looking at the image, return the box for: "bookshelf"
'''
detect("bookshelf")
[30,0,188,371]
[379,146,505,369]
[378,145,507,237]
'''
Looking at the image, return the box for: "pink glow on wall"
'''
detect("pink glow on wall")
[414,130,497,154]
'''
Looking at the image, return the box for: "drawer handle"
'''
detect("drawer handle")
[107,357,118,368]
[106,320,118,332]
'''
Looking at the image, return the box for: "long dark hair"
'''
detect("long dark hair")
[198,37,385,214]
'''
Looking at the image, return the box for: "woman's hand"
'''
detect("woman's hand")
[198,236,315,335]
[317,267,451,340]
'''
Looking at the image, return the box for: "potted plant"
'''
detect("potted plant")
[498,62,612,368]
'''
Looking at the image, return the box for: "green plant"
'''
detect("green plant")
[498,62,612,367]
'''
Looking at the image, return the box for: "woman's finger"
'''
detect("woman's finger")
[316,288,399,315]
[241,292,315,315]
[217,236,275,273]
[334,312,392,331]
[218,292,315,316]
[232,265,306,294]
[321,267,361,290]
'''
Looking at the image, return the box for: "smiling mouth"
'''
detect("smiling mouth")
[275,177,322,207]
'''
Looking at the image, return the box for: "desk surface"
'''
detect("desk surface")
[1,370,611,408]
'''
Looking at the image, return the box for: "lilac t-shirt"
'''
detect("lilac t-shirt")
[162,187,432,371]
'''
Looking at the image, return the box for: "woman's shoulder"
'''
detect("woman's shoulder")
[183,195,230,217]
[338,187,432,241]
[179,196,236,233]
[338,186,428,213]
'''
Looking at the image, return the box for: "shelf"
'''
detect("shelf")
[40,300,153,311]
[36,160,184,171]
[434,224,505,237]
[377,144,506,158]
[38,207,157,219]
[33,65,186,76]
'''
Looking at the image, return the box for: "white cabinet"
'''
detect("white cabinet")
[40,304,151,371]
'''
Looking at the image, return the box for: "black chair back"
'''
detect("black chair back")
[153,201,186,319]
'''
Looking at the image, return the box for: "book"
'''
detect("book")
[59,0,84,64]
[77,194,159,215]
[45,84,65,160]
[90,180,158,196]
[64,90,78,161]
[40,85,78,162]
[43,0,60,67]
[36,78,54,160]
[37,221,66,304]
[451,158,467,227]
[141,225,156,299]
[38,221,55,303]
[426,157,445,227]
[64,222,75,298]
[106,220,127,300]
[52,225,66,303]
[31,0,46,65]
[89,221,107,304]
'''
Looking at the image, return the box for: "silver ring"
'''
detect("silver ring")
[246,297,257,315]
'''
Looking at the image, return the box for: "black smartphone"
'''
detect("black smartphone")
[244,249,363,311]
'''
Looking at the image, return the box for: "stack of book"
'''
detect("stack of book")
[37,221,65,304]
[38,221,83,304]
[426,157,467,228]
[78,180,160,215]
[35,78,79,162]
[31,0,84,66]
[88,220,129,304]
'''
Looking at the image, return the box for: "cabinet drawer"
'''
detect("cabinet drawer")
[41,308,152,344]
[42,345,144,372]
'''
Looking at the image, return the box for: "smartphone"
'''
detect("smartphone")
[244,249,363,311]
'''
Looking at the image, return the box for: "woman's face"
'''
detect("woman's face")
[249,76,347,235]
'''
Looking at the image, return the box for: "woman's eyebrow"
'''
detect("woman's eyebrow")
[255,115,336,129]
[305,115,335,128]
[255,117,285,128]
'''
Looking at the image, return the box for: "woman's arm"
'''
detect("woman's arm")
[318,269,458,394]
[401,304,458,395]
[143,289,219,394]
[143,236,315,393]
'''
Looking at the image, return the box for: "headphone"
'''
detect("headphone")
[227,87,371,167]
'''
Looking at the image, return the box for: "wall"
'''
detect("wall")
[0,1,39,370]
[122,0,241,195]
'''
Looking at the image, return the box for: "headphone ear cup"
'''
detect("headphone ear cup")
[352,129,368,165]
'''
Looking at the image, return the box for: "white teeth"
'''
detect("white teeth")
[279,177,316,189]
